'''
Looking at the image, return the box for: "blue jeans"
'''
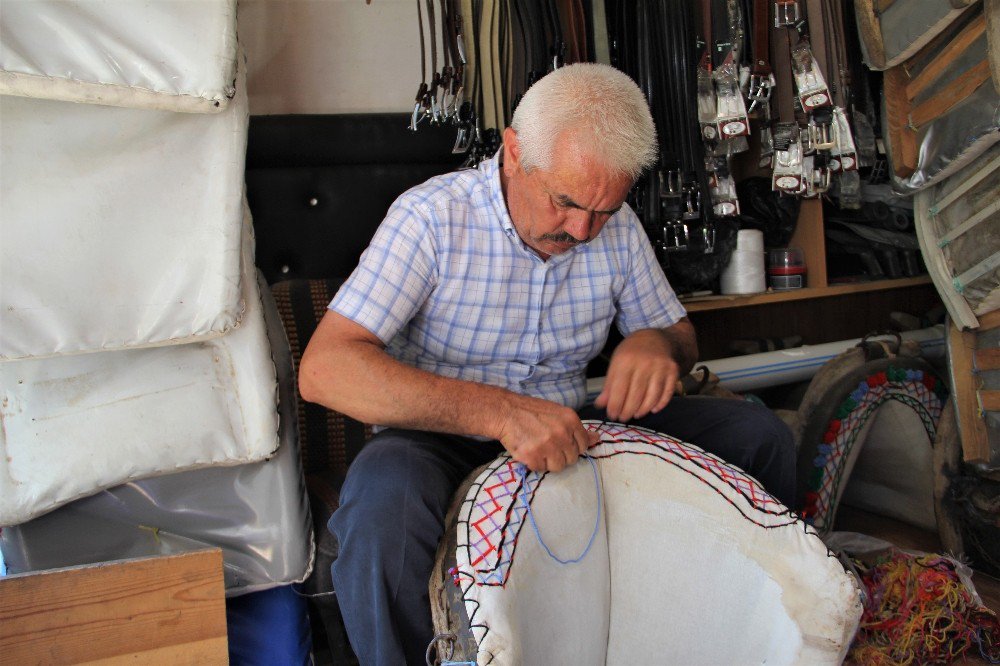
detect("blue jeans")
[328,396,795,665]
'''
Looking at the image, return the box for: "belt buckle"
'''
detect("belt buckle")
[697,65,719,143]
[715,82,750,139]
[682,185,701,221]
[409,83,431,131]
[791,43,832,111]
[804,156,832,197]
[829,107,858,172]
[660,170,684,198]
[808,119,837,152]
[702,222,717,254]
[773,138,805,195]
[709,172,740,217]
[774,0,800,27]
[747,73,774,114]
[660,221,689,253]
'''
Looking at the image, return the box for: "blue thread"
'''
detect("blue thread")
[518,456,602,565]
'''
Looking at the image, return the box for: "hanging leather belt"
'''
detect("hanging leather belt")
[748,0,775,113]
[608,0,712,258]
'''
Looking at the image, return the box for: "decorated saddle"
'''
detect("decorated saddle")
[429,421,862,665]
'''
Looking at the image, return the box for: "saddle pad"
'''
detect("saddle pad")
[0,56,248,360]
[0,273,314,595]
[0,214,279,527]
[839,400,939,532]
[0,0,236,112]
[446,422,862,665]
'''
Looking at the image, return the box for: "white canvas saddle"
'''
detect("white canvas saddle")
[430,421,862,665]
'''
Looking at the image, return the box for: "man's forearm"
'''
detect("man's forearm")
[661,317,699,377]
[300,333,517,440]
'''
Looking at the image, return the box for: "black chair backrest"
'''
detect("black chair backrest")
[246,113,464,284]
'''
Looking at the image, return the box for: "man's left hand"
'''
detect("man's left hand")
[593,320,697,423]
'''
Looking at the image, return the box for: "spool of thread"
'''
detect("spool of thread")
[734,228,765,253]
[720,230,766,295]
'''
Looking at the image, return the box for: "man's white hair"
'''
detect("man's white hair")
[510,63,658,181]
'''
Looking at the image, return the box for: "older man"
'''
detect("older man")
[300,63,795,665]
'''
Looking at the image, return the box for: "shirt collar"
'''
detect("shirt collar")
[482,150,589,263]
[482,151,517,238]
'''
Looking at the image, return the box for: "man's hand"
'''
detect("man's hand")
[594,320,698,423]
[495,394,600,473]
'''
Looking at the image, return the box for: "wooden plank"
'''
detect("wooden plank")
[82,638,230,665]
[948,323,992,463]
[682,276,932,312]
[905,14,986,100]
[978,309,1000,331]
[883,66,918,177]
[979,390,1000,412]
[974,348,1000,371]
[788,199,827,289]
[910,59,992,128]
[0,549,228,665]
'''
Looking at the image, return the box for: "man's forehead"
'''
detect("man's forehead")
[537,168,630,212]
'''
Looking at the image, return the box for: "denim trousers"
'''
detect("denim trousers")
[328,395,796,665]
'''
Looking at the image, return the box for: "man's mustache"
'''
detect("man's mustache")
[540,232,586,244]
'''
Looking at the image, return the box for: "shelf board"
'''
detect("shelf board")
[681,276,934,312]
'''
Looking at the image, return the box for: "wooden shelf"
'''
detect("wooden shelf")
[682,276,933,312]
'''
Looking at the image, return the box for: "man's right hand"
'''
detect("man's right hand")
[495,395,600,473]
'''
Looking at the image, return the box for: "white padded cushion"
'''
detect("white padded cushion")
[0,272,314,593]
[0,215,280,526]
[0,0,237,112]
[0,57,248,360]
[454,422,862,665]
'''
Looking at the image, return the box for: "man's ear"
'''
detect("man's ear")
[502,127,520,177]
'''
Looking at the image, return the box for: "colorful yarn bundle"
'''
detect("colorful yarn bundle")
[848,549,1000,665]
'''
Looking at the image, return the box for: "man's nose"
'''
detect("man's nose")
[564,209,594,241]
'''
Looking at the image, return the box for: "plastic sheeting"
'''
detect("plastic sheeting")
[0,272,314,594]
[0,57,248,360]
[0,0,237,113]
[0,216,281,527]
[889,50,1000,194]
[883,0,1000,195]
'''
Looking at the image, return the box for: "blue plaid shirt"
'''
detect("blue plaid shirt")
[330,155,686,410]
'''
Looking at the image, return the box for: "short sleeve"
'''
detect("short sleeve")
[329,196,438,344]
[613,210,687,336]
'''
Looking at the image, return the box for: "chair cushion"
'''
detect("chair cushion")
[271,278,372,477]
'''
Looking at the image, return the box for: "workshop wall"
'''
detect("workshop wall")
[239,0,417,115]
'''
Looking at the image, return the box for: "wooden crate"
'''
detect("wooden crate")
[0,549,228,664]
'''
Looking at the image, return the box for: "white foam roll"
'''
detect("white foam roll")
[721,249,766,295]
[735,228,765,252]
